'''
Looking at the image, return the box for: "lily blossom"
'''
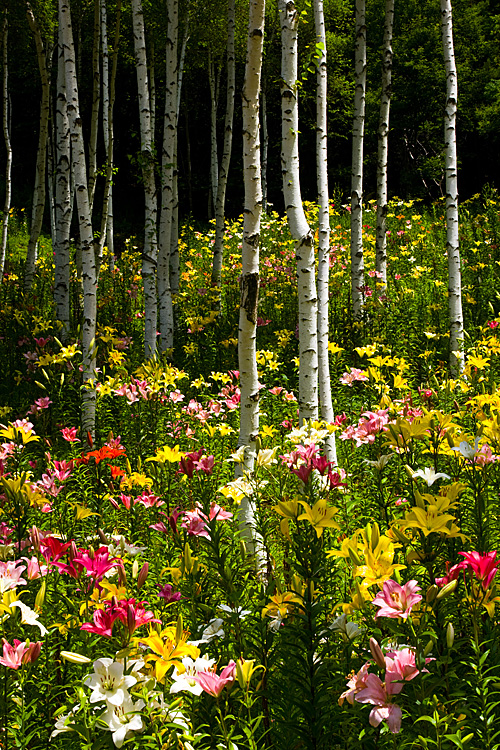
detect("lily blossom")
[84,658,137,706]
[372,579,422,620]
[193,660,236,697]
[459,550,499,590]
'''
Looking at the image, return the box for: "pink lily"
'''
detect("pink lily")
[372,579,422,620]
[193,660,236,697]
[459,550,499,590]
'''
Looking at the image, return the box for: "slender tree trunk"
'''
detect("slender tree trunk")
[169,0,190,298]
[441,0,463,376]
[148,36,156,139]
[132,0,158,359]
[238,0,265,560]
[211,0,236,286]
[350,0,366,318]
[88,0,101,213]
[375,0,393,288]
[314,0,336,464]
[98,0,121,267]
[0,9,11,281]
[280,0,318,423]
[54,29,72,341]
[261,84,268,214]
[208,50,220,218]
[24,4,51,294]
[47,102,56,246]
[59,0,97,436]
[158,0,178,353]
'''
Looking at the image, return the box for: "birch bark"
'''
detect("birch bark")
[59,0,97,435]
[131,0,158,359]
[24,4,51,294]
[375,0,393,288]
[350,0,366,318]
[158,0,178,353]
[0,10,11,281]
[98,0,121,267]
[208,51,220,217]
[211,0,236,287]
[441,0,463,376]
[314,0,336,464]
[53,27,72,341]
[280,0,318,423]
[238,0,265,558]
[88,0,101,213]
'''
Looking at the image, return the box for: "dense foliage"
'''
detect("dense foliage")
[1,197,500,748]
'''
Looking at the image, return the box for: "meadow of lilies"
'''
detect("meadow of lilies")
[2,194,500,748]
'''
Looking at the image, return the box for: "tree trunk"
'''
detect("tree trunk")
[131,0,158,359]
[375,0,394,288]
[280,0,318,423]
[158,0,178,353]
[0,9,11,281]
[24,4,51,295]
[238,0,265,560]
[441,0,463,376]
[88,0,101,213]
[211,0,236,287]
[261,84,268,214]
[208,50,220,218]
[98,0,121,268]
[314,0,336,464]
[59,0,97,436]
[350,0,366,318]
[54,27,72,342]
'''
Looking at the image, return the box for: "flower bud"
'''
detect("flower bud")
[117,565,127,587]
[423,639,434,657]
[132,559,139,579]
[137,562,149,590]
[369,638,386,670]
[426,584,439,604]
[127,604,136,635]
[23,641,42,664]
[30,526,40,553]
[436,579,458,600]
[446,622,455,649]
[60,650,91,664]
[98,528,108,545]
[35,579,46,610]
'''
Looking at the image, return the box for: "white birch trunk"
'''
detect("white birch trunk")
[47,105,56,247]
[158,0,178,353]
[0,10,11,281]
[132,0,158,359]
[441,0,463,376]
[98,0,120,267]
[24,5,51,294]
[350,0,366,318]
[314,0,336,464]
[169,1,190,298]
[208,51,220,217]
[375,0,393,288]
[54,29,72,341]
[211,0,236,287]
[60,0,97,436]
[88,0,101,213]
[261,84,268,214]
[238,0,265,561]
[280,0,318,423]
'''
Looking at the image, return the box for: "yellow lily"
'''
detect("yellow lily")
[297,498,339,538]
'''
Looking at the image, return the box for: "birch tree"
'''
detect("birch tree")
[441,0,463,375]
[60,0,97,435]
[53,24,72,340]
[132,0,158,359]
[0,9,11,281]
[314,0,336,463]
[238,0,265,557]
[158,0,178,353]
[88,0,101,212]
[211,0,236,287]
[280,0,318,423]
[208,49,220,217]
[350,0,366,318]
[24,3,52,294]
[375,0,394,288]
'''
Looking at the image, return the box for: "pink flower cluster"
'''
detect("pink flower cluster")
[150,502,232,541]
[340,410,391,447]
[81,598,160,638]
[0,638,42,669]
[340,368,369,387]
[280,444,346,487]
[340,645,425,734]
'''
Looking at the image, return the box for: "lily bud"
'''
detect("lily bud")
[98,528,108,545]
[137,562,149,590]
[131,559,139,579]
[436,579,458,600]
[30,526,40,553]
[23,641,42,664]
[117,565,127,587]
[175,614,184,644]
[446,622,455,649]
[60,650,91,665]
[423,639,434,657]
[126,604,136,635]
[35,579,46,610]
[369,638,386,670]
[426,584,439,604]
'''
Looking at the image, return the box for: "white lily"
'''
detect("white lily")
[169,655,216,695]
[99,695,144,748]
[201,618,225,642]
[85,658,137,707]
[11,600,48,635]
[411,467,451,486]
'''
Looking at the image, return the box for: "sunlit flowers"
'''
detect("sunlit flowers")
[459,550,498,590]
[192,660,236,698]
[372,579,422,620]
[139,624,200,682]
[0,638,42,669]
[169,655,216,695]
[0,560,27,592]
[84,658,137,706]
[297,498,339,538]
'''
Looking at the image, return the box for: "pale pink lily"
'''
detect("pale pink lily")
[193,660,236,697]
[372,579,422,620]
[356,673,402,734]
[0,561,27,592]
